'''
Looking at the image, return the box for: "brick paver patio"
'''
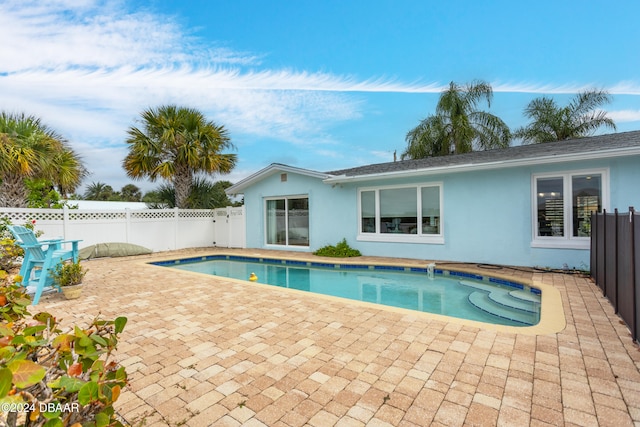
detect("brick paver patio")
[35,249,640,426]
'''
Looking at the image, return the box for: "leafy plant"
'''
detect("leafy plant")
[50,261,87,287]
[0,238,23,273]
[313,239,361,258]
[0,282,128,427]
[0,218,128,426]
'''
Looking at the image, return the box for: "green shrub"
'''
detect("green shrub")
[313,239,361,257]
[0,282,128,427]
[0,218,128,427]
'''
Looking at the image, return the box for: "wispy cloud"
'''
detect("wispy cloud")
[1,1,639,191]
[492,81,640,96]
[608,110,640,123]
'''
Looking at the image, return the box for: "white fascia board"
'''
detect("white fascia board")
[226,163,333,195]
[323,146,640,185]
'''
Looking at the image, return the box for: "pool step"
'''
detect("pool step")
[488,289,539,313]
[460,280,540,325]
[509,289,541,303]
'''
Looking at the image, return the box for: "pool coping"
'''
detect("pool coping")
[145,251,566,336]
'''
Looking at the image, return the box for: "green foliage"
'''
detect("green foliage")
[144,178,236,209]
[49,261,87,287]
[0,281,128,426]
[120,184,142,202]
[123,105,237,208]
[313,239,362,258]
[25,179,66,209]
[0,218,33,272]
[83,182,116,201]
[515,90,616,143]
[403,80,511,159]
[0,112,86,208]
[0,218,128,426]
[0,239,22,273]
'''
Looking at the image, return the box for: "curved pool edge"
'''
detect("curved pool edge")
[144,251,567,336]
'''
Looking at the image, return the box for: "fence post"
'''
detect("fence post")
[631,206,637,342]
[62,205,69,239]
[591,211,597,280]
[125,208,131,244]
[174,207,179,250]
[603,209,607,297]
[614,208,619,313]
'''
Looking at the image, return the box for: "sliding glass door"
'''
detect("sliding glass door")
[265,196,309,246]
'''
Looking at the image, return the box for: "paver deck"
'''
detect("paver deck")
[35,248,640,426]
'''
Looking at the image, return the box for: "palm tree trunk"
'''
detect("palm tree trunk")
[173,166,193,209]
[0,173,28,208]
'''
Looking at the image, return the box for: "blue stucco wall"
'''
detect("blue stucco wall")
[242,155,640,268]
[242,171,353,251]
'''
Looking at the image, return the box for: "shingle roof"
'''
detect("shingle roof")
[326,130,640,178]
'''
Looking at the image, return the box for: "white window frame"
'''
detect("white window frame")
[263,195,309,248]
[357,183,444,244]
[531,168,609,249]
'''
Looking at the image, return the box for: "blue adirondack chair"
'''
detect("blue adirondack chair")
[7,225,81,304]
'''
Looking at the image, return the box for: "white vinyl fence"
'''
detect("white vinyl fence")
[0,206,245,252]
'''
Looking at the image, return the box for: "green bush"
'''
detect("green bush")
[0,218,128,427]
[313,239,361,257]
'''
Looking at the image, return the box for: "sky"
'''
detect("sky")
[1,0,640,195]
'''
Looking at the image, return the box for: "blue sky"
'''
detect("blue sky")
[1,0,639,194]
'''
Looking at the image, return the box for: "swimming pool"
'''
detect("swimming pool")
[154,255,541,327]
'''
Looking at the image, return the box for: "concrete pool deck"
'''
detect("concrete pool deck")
[35,248,640,426]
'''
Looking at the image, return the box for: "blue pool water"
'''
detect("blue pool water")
[155,256,541,327]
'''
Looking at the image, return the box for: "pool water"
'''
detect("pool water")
[158,256,541,327]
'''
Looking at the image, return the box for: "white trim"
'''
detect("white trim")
[530,168,609,249]
[227,164,331,194]
[357,182,444,244]
[357,234,445,245]
[263,194,310,248]
[324,146,638,185]
[531,240,590,250]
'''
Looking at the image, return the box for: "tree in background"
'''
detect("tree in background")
[83,181,116,201]
[123,105,237,208]
[143,178,236,209]
[515,90,617,143]
[120,184,142,202]
[25,178,68,208]
[402,80,511,159]
[0,112,86,207]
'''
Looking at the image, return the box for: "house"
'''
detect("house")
[226,131,640,269]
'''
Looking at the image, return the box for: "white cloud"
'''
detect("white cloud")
[2,1,639,193]
[608,110,640,123]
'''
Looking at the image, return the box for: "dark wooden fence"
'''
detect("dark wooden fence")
[591,207,639,343]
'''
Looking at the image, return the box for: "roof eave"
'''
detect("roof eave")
[226,163,333,195]
[322,146,640,185]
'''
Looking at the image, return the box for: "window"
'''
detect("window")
[358,184,443,243]
[265,196,309,246]
[532,170,607,248]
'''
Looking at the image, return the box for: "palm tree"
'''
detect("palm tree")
[515,90,617,144]
[123,105,237,208]
[402,80,511,159]
[0,112,86,207]
[143,178,233,209]
[83,182,115,201]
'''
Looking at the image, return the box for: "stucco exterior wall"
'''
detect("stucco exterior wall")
[241,155,640,269]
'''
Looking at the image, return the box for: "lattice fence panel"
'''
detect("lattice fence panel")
[68,211,127,221]
[131,211,176,220]
[1,210,64,222]
[179,210,215,218]
[0,207,245,250]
